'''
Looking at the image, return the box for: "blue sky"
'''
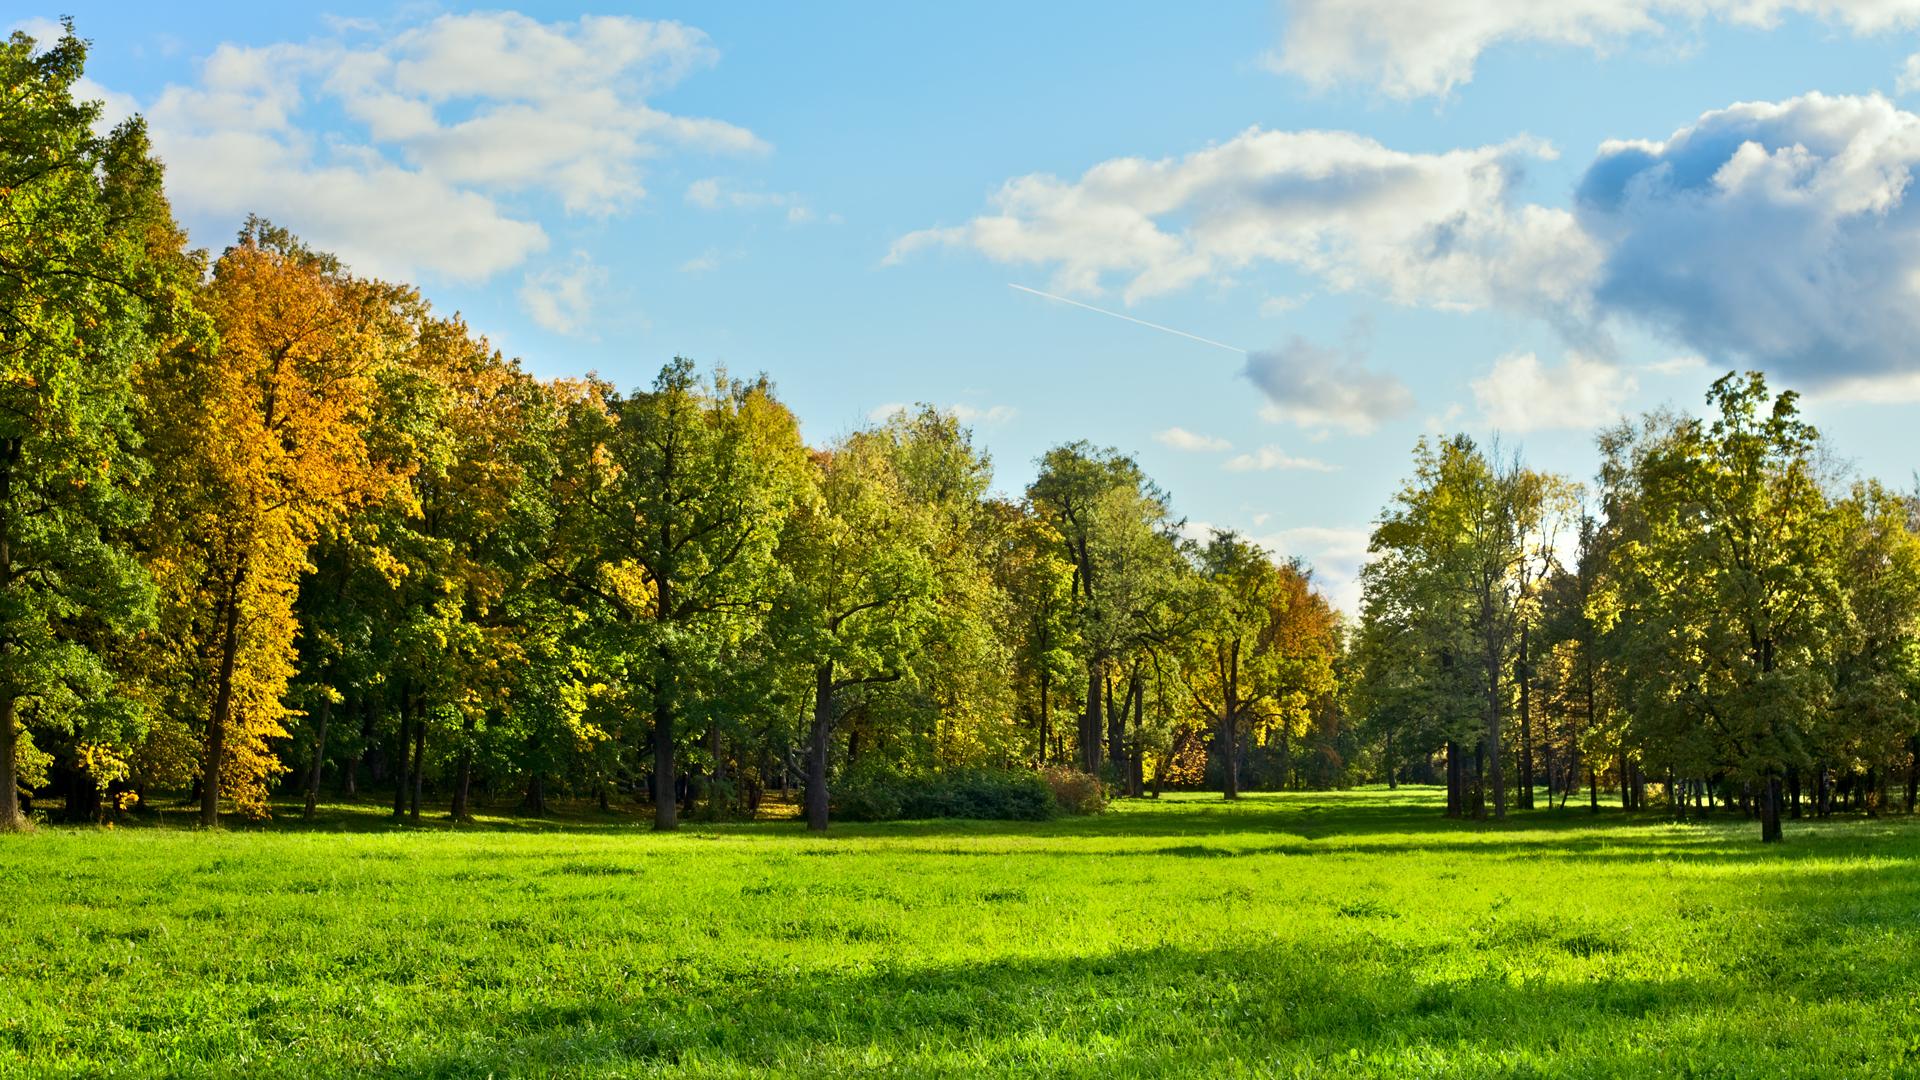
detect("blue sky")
[20,3,1920,608]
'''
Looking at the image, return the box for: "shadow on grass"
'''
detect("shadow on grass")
[368,929,1912,1079]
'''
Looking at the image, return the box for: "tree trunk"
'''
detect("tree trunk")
[807,663,833,831]
[1121,676,1136,795]
[652,655,678,832]
[1760,773,1783,842]
[1484,644,1504,820]
[391,692,412,820]
[201,571,245,828]
[522,771,547,815]
[0,696,21,831]
[1220,643,1240,800]
[1384,729,1398,790]
[1588,765,1598,813]
[408,712,425,824]
[1107,668,1135,794]
[1443,737,1459,814]
[1081,659,1103,774]
[1037,665,1051,767]
[1518,629,1534,810]
[303,693,333,821]
[451,747,474,822]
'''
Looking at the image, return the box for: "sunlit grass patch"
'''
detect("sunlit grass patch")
[4,786,1918,1077]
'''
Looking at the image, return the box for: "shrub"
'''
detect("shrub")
[1041,767,1107,816]
[833,765,1079,822]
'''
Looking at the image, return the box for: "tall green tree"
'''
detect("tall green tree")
[777,424,939,831]
[0,24,187,829]
[553,360,806,830]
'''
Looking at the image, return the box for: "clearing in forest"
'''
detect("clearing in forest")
[3,788,1916,1078]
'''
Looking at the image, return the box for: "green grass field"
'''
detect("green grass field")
[4,789,1918,1078]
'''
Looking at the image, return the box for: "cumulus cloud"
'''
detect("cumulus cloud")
[888,126,1601,324]
[114,12,762,284]
[1471,352,1637,432]
[1576,92,1920,394]
[1272,1,1920,99]
[1223,446,1337,472]
[519,252,606,336]
[899,92,1920,402]
[1244,336,1414,435]
[1154,426,1232,451]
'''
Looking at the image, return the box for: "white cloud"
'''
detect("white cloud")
[889,126,1601,330]
[1273,1,1920,99]
[116,12,762,283]
[1254,525,1373,614]
[898,93,1920,403]
[1224,445,1338,472]
[8,16,63,52]
[868,402,1017,426]
[518,252,606,335]
[1645,354,1708,375]
[685,177,817,221]
[1900,52,1920,96]
[1244,336,1414,435]
[1471,352,1637,432]
[1576,92,1920,395]
[1154,426,1232,451]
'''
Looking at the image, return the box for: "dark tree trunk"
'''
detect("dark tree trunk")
[408,712,425,824]
[1760,773,1783,842]
[0,696,20,831]
[201,569,245,827]
[521,771,547,815]
[1445,740,1461,817]
[1082,659,1103,774]
[1787,766,1802,820]
[807,663,833,831]
[303,693,333,821]
[652,658,678,832]
[451,748,474,822]
[1107,668,1136,794]
[1037,665,1051,767]
[1517,629,1534,810]
[1121,672,1136,799]
[391,693,412,820]
[1221,638,1236,799]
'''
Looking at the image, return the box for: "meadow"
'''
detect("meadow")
[4,789,1918,1078]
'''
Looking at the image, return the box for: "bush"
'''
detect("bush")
[833,765,1093,822]
[1042,766,1107,816]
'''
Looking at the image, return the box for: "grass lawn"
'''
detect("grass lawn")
[3,788,1918,1078]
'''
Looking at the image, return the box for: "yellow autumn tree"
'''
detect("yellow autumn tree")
[142,218,405,824]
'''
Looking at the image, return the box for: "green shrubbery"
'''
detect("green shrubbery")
[832,763,1105,822]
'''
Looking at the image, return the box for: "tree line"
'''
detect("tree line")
[1,26,1347,832]
[14,26,1918,842]
[1357,374,1920,841]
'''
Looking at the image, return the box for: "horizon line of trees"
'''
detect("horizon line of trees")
[2,25,1350,834]
[12,24,1920,843]
[1357,374,1920,842]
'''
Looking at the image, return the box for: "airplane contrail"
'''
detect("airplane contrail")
[1008,283,1248,355]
